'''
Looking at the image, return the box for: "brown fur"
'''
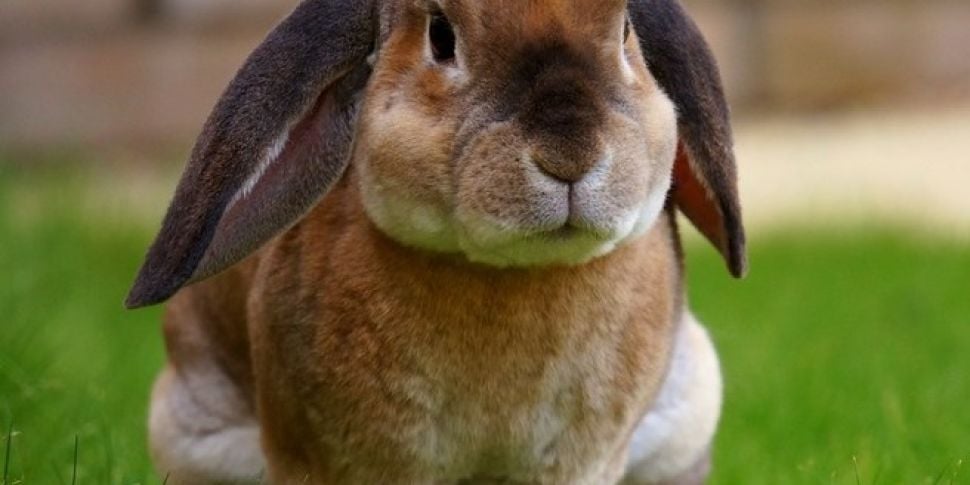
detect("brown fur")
[134,0,745,483]
[234,170,675,482]
[160,169,683,483]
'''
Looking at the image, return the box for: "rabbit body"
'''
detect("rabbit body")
[133,1,744,483]
[152,171,717,484]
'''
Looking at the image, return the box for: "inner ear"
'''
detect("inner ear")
[125,0,378,309]
[193,65,371,283]
[672,143,725,253]
[671,141,747,278]
[125,64,371,310]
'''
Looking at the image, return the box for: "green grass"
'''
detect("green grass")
[1,165,968,484]
[692,229,970,484]
[1,164,163,484]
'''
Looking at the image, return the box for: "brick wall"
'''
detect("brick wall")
[2,0,969,149]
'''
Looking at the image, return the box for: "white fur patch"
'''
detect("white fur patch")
[620,41,637,84]
[149,367,266,484]
[457,226,617,267]
[573,150,614,200]
[360,182,462,253]
[624,313,722,483]
[228,132,289,207]
[624,171,673,243]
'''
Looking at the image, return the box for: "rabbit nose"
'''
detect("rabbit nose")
[531,150,600,184]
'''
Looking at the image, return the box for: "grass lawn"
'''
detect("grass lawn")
[1,165,968,484]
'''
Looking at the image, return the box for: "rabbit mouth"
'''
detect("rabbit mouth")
[453,202,658,268]
[361,185,665,269]
[359,161,671,268]
[451,172,672,268]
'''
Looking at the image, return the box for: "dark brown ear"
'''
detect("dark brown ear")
[629,0,747,277]
[126,0,377,309]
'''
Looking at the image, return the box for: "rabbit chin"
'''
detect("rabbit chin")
[360,179,670,268]
[456,191,668,268]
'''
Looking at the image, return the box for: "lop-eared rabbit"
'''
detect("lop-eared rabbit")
[126,0,746,483]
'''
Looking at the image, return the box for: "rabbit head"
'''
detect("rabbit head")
[126,0,745,308]
[357,0,678,267]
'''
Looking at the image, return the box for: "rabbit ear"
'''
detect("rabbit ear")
[629,0,747,278]
[126,0,377,309]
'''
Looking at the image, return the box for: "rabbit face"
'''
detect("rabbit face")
[126,0,745,309]
[356,0,678,267]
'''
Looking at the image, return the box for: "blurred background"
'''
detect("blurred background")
[1,0,968,483]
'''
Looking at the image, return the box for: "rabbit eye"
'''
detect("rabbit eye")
[429,11,456,63]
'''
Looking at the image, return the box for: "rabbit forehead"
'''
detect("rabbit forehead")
[377,0,643,85]
[401,0,627,38]
[480,1,623,46]
[439,0,627,20]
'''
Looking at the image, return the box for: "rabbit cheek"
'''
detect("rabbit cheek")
[354,97,461,254]
[611,88,679,244]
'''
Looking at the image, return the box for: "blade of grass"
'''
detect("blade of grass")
[853,456,861,485]
[71,435,78,485]
[2,421,12,485]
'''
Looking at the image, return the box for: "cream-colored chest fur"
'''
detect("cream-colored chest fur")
[247,198,680,483]
[394,300,660,481]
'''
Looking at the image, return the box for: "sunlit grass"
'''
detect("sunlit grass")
[690,229,970,483]
[1,165,968,484]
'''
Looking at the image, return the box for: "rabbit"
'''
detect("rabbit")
[126,0,746,483]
